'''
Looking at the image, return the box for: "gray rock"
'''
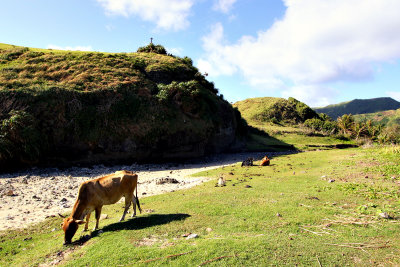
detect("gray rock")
[379,212,390,219]
[156,177,179,185]
[186,233,198,239]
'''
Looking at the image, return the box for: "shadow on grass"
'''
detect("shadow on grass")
[73,213,190,245]
[103,213,191,231]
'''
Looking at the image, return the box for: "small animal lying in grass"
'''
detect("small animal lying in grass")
[241,157,254,167]
[260,155,270,166]
[61,170,141,245]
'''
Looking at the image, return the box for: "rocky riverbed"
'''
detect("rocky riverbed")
[0,152,292,231]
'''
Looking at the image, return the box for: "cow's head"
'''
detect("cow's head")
[61,217,85,245]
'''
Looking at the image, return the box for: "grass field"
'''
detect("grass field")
[249,122,353,151]
[1,146,399,266]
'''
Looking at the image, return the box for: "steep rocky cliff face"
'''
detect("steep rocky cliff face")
[0,44,246,169]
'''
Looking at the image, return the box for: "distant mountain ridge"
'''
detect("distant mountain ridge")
[313,97,400,119]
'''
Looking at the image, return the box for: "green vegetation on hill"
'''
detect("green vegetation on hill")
[1,146,400,266]
[354,108,400,126]
[314,97,400,120]
[234,97,319,124]
[0,43,247,170]
[234,97,350,150]
[235,96,400,149]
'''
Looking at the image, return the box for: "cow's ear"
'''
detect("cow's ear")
[75,220,86,225]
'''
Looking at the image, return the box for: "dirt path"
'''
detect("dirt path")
[0,152,281,231]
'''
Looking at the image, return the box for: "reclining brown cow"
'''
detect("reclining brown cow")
[61,170,141,245]
[260,155,270,166]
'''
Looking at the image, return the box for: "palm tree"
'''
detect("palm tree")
[337,114,355,136]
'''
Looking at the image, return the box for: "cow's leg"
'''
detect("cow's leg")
[83,213,91,231]
[131,196,142,217]
[94,207,102,230]
[131,196,137,218]
[120,197,131,222]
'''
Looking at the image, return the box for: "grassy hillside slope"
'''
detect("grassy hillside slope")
[354,108,400,126]
[1,147,399,266]
[234,97,319,124]
[314,97,400,119]
[234,97,352,150]
[0,43,246,170]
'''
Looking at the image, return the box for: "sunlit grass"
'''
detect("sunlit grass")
[1,147,399,266]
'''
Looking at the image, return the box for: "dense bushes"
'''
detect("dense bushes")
[305,112,400,145]
[0,110,42,162]
[137,43,167,54]
[255,97,319,124]
[304,117,337,133]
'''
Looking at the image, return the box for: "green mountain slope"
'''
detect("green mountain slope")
[0,43,246,170]
[353,108,400,126]
[314,97,400,119]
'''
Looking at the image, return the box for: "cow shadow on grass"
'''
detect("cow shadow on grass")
[103,213,191,231]
[74,213,190,245]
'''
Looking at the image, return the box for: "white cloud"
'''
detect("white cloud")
[47,45,93,51]
[105,24,115,31]
[199,0,400,105]
[96,0,194,31]
[281,85,337,108]
[386,91,400,101]
[213,0,236,13]
[197,23,238,76]
[166,47,183,56]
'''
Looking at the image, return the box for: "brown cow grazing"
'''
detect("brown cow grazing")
[61,170,141,245]
[260,156,270,166]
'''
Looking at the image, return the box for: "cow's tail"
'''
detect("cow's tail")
[135,185,142,214]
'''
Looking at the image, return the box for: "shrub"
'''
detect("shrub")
[304,118,324,130]
[182,56,193,66]
[137,43,167,54]
[288,97,318,121]
[0,47,29,61]
[0,110,42,162]
[156,80,201,102]
[378,125,400,144]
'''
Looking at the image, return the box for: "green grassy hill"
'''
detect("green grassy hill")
[234,97,353,150]
[234,97,319,124]
[314,97,400,120]
[353,108,400,126]
[0,43,247,170]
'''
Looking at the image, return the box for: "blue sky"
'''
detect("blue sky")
[1,0,400,107]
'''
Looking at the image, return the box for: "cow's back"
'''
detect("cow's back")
[88,171,137,205]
